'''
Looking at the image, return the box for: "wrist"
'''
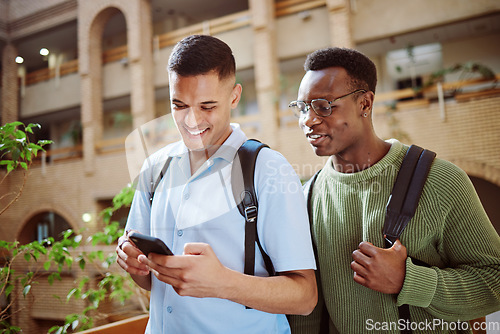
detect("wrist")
[216,266,239,300]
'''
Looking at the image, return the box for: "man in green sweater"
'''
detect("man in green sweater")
[287,47,500,333]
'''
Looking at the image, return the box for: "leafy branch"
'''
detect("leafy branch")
[0,122,52,216]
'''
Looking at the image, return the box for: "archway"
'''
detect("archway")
[17,211,73,244]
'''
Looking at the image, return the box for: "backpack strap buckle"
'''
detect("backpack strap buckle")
[244,205,258,223]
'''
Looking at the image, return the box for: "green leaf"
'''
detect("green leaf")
[38,139,53,146]
[48,325,60,334]
[67,288,79,301]
[28,143,43,150]
[44,261,51,271]
[5,284,14,298]
[48,272,61,285]
[78,257,86,270]
[31,249,40,261]
[10,121,24,127]
[7,163,14,173]
[71,320,79,331]
[14,130,26,140]
[23,284,31,297]
[24,252,30,262]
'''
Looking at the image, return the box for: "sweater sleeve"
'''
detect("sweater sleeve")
[397,162,500,321]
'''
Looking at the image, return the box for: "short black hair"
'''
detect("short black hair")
[168,35,235,80]
[304,47,377,93]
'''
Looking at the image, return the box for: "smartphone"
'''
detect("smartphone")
[128,232,173,256]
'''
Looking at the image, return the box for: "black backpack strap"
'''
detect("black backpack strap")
[303,169,330,333]
[383,145,436,247]
[383,145,436,334]
[231,139,275,279]
[149,156,172,206]
[304,169,321,225]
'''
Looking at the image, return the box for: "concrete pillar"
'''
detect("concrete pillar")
[249,0,280,147]
[128,0,155,130]
[78,4,115,174]
[1,44,19,125]
[326,0,354,48]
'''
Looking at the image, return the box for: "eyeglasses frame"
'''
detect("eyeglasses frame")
[289,89,368,118]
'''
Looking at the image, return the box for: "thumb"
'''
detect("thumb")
[391,239,407,256]
[392,239,402,249]
[183,242,210,255]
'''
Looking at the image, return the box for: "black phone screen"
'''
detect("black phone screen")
[128,232,173,256]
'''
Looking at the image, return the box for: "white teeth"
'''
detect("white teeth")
[188,128,208,136]
[309,134,322,139]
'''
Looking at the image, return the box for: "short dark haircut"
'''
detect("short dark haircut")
[304,47,377,93]
[168,35,236,80]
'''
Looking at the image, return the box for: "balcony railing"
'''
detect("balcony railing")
[23,0,328,86]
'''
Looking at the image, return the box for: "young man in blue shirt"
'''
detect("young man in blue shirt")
[116,35,317,333]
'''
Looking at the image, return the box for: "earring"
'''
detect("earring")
[363,113,368,117]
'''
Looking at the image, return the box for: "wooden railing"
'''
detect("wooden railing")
[96,137,126,154]
[275,0,326,17]
[372,73,500,111]
[34,144,83,164]
[157,10,251,49]
[374,74,500,104]
[23,0,328,86]
[25,59,79,85]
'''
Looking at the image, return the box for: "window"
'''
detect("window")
[19,211,72,245]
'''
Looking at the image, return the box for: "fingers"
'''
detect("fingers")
[183,242,210,255]
[350,239,407,294]
[352,248,371,266]
[350,260,368,277]
[115,236,149,276]
[352,271,367,286]
[357,241,378,257]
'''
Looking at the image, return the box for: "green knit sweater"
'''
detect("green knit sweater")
[289,140,500,334]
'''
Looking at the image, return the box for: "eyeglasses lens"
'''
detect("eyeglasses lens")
[311,99,331,116]
[290,99,332,118]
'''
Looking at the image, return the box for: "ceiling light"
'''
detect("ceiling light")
[82,212,92,223]
[15,56,24,64]
[40,48,49,56]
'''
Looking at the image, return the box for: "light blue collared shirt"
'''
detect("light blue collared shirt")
[126,123,316,334]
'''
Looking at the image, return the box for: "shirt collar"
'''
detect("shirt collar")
[211,123,247,162]
[169,123,247,163]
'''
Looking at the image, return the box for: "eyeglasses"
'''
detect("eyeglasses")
[288,89,367,118]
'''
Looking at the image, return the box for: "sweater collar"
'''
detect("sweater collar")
[323,139,407,184]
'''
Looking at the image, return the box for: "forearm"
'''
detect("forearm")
[287,269,326,333]
[221,269,317,315]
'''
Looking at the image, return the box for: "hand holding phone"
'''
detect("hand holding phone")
[128,232,173,257]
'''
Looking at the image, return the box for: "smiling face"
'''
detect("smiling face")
[169,70,241,152]
[297,67,370,157]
